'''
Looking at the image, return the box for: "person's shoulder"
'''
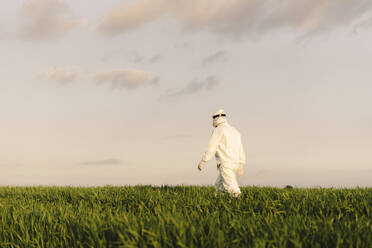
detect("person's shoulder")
[229,125,241,135]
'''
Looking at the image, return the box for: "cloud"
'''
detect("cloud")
[352,16,372,34]
[100,50,162,65]
[20,0,86,41]
[202,50,227,65]
[167,75,219,97]
[96,0,167,35]
[37,68,79,84]
[149,55,162,64]
[80,158,123,166]
[92,69,159,90]
[97,0,372,38]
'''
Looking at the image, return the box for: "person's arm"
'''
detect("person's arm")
[198,127,223,171]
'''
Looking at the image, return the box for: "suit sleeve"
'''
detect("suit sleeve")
[201,127,223,163]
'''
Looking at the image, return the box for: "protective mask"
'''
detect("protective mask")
[213,116,226,127]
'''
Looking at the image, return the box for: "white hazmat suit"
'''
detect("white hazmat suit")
[198,109,246,197]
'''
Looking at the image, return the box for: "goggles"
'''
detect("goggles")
[212,114,226,119]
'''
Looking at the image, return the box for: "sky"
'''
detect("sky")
[0,0,372,187]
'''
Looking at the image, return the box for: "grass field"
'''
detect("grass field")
[0,186,371,248]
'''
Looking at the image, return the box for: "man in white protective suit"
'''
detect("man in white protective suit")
[197,109,246,197]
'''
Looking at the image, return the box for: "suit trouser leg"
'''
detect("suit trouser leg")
[219,164,241,196]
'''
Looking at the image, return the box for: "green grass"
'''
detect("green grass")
[0,186,371,248]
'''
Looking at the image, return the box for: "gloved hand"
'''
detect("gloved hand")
[237,163,244,176]
[198,160,206,171]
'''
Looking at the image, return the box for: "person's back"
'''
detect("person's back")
[215,122,244,166]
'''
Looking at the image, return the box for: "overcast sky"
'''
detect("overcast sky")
[1,0,372,187]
